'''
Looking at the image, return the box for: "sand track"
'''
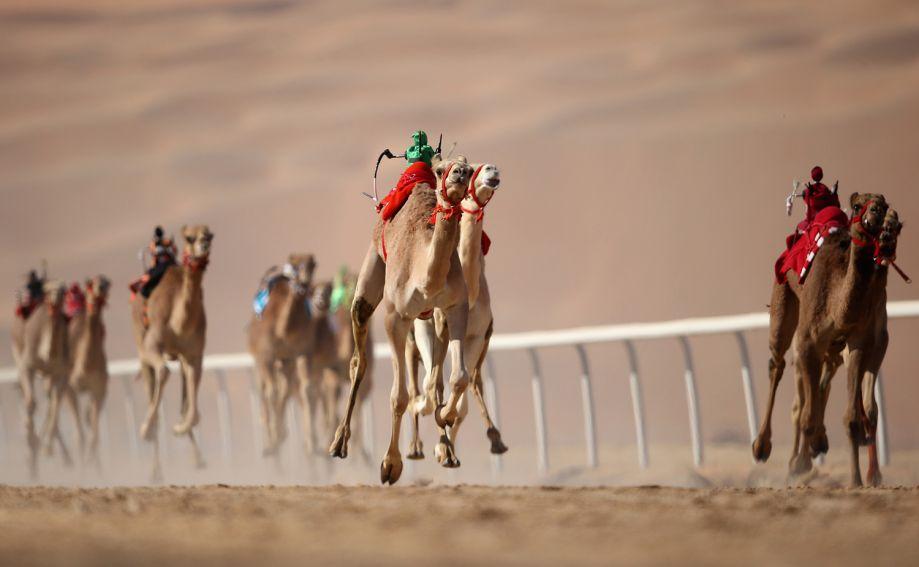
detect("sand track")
[1,485,918,566]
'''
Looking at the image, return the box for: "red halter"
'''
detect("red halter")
[182,250,210,272]
[460,165,489,223]
[428,162,463,225]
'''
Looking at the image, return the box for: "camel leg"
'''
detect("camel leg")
[330,243,384,459]
[845,344,874,487]
[320,367,341,456]
[140,364,163,483]
[752,283,798,462]
[789,339,820,477]
[435,302,470,469]
[61,384,84,464]
[140,359,169,442]
[20,368,39,478]
[380,308,411,485]
[88,391,103,470]
[405,328,425,460]
[255,358,279,456]
[467,319,507,454]
[174,355,202,435]
[863,330,887,487]
[295,356,320,456]
[41,379,64,460]
[811,345,843,457]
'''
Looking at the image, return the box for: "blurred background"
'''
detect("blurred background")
[1,0,918,485]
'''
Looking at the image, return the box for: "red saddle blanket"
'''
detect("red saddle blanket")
[775,206,849,284]
[377,162,437,221]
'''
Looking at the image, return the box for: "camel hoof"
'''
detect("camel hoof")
[788,454,812,477]
[140,421,156,442]
[329,426,350,459]
[380,456,403,485]
[487,427,508,455]
[407,439,424,460]
[752,436,772,462]
[809,432,829,457]
[867,468,882,487]
[435,437,461,469]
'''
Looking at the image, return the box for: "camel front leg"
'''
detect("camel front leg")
[255,359,279,456]
[140,362,169,442]
[466,319,507,454]
[434,302,470,469]
[88,392,103,470]
[174,355,202,435]
[320,367,341,455]
[20,368,39,478]
[380,309,411,485]
[753,283,797,462]
[843,346,869,487]
[862,330,887,487]
[295,356,320,456]
[405,327,425,460]
[330,243,384,459]
[61,384,84,464]
[140,364,164,483]
[789,340,820,478]
[40,379,63,459]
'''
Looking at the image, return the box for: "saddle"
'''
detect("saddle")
[775,206,849,284]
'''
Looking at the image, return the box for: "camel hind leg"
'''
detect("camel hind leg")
[468,319,507,454]
[863,328,888,487]
[405,327,425,460]
[20,368,40,478]
[140,363,163,483]
[435,302,471,469]
[789,338,821,478]
[177,362,206,469]
[330,243,384,459]
[753,282,798,462]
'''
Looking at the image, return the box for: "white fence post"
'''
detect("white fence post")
[678,336,704,467]
[574,344,598,468]
[527,348,549,476]
[623,340,649,469]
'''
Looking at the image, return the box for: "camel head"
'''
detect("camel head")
[43,281,66,314]
[310,281,333,314]
[850,193,888,235]
[878,209,903,263]
[285,253,316,293]
[181,225,214,262]
[432,154,474,206]
[85,275,110,313]
[463,163,501,217]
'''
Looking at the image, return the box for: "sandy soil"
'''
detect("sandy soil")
[0,484,917,566]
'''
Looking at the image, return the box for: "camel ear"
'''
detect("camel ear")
[431,153,443,167]
[849,192,861,210]
[433,159,446,177]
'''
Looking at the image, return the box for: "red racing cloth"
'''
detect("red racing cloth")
[64,284,86,319]
[377,162,437,221]
[775,206,849,284]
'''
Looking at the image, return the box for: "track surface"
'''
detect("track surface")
[1,485,918,566]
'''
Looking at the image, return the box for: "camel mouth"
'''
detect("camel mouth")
[483,177,500,189]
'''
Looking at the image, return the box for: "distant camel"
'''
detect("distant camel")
[247,254,318,456]
[753,194,889,486]
[11,281,81,477]
[68,276,111,468]
[407,162,507,461]
[330,155,474,485]
[131,225,213,481]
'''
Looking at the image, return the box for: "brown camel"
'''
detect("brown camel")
[246,254,318,456]
[11,281,81,477]
[789,207,904,486]
[752,193,889,486]
[310,276,374,463]
[131,225,213,480]
[68,275,111,468]
[406,162,507,462]
[329,155,474,485]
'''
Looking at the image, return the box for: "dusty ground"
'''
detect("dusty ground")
[0,485,917,566]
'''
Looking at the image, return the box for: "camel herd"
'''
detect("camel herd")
[7,155,907,488]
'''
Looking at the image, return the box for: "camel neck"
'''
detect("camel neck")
[458,213,485,305]
[174,263,205,332]
[839,231,879,328]
[276,283,310,336]
[424,209,462,296]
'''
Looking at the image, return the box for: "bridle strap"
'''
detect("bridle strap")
[461,165,487,223]
[430,162,463,225]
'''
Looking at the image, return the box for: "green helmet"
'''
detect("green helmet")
[405,130,436,166]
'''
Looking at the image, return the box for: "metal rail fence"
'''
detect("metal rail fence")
[2,300,917,476]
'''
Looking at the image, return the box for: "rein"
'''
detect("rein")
[851,200,912,283]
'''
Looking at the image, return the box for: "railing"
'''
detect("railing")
[2,300,917,476]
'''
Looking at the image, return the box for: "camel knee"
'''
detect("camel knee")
[391,392,409,415]
[450,370,470,395]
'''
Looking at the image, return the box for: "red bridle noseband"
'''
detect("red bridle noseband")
[429,162,464,225]
[460,165,490,223]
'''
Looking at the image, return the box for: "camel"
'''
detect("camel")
[68,275,111,468]
[406,162,508,462]
[131,224,213,480]
[329,155,474,485]
[752,193,889,486]
[309,275,375,463]
[246,254,319,456]
[788,207,904,486]
[11,280,81,477]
